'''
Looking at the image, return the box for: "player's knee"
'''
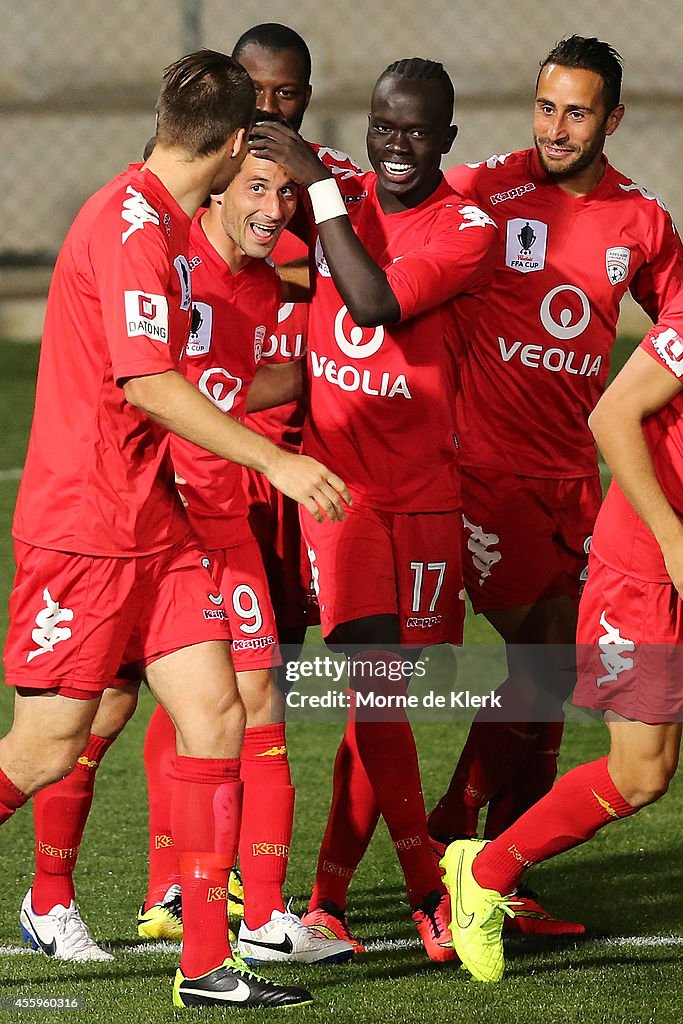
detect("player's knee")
[613,761,673,808]
[92,685,139,738]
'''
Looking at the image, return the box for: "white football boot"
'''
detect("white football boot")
[20,888,114,962]
[237,908,354,964]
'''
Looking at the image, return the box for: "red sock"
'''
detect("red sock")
[143,705,180,908]
[239,724,294,929]
[31,734,114,914]
[309,717,380,912]
[484,720,565,839]
[171,755,242,978]
[474,756,637,895]
[428,682,538,839]
[352,653,443,907]
[0,765,29,824]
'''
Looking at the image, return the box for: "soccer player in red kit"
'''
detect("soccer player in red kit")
[249,57,498,960]
[428,36,683,930]
[232,23,364,658]
[139,143,353,965]
[443,294,683,982]
[1,51,349,1009]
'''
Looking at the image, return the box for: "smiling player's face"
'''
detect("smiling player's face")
[533,64,623,191]
[366,75,457,211]
[220,153,298,259]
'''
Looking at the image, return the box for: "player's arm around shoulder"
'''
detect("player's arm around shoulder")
[589,326,683,594]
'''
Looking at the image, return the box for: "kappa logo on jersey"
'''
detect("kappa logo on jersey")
[596,611,635,687]
[254,324,266,363]
[186,302,213,356]
[334,307,384,359]
[619,180,669,213]
[463,515,501,584]
[651,325,683,377]
[198,366,243,413]
[174,254,192,310]
[120,186,160,244]
[125,291,169,342]
[316,146,363,180]
[605,247,631,286]
[457,205,497,230]
[315,236,331,277]
[505,218,548,273]
[27,588,74,663]
[490,182,536,205]
[466,152,512,170]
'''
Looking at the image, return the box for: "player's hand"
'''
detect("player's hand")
[248,121,329,187]
[175,473,189,508]
[661,538,683,600]
[265,449,351,522]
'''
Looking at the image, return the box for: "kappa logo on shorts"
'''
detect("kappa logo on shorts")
[462,515,501,585]
[27,588,74,663]
[596,611,635,686]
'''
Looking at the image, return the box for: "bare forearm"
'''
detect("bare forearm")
[591,404,683,550]
[124,370,280,474]
[123,369,350,523]
[247,362,303,412]
[316,214,400,326]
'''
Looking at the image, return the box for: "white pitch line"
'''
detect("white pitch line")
[0,468,22,482]
[1,935,682,958]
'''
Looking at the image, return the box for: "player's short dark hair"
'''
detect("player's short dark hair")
[379,58,455,122]
[155,49,256,157]
[539,35,623,113]
[232,23,312,82]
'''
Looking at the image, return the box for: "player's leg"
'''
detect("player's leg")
[443,557,683,981]
[24,682,139,960]
[0,689,108,962]
[206,540,353,966]
[139,539,312,1008]
[428,471,581,844]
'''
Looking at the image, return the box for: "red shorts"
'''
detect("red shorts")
[300,504,465,647]
[574,552,683,724]
[206,538,281,672]
[461,467,601,613]
[244,467,319,632]
[4,535,230,696]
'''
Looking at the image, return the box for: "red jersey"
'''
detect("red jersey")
[169,214,281,549]
[245,144,364,452]
[303,172,498,512]
[13,165,192,557]
[592,300,683,583]
[447,149,683,477]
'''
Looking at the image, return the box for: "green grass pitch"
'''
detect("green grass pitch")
[0,338,680,1023]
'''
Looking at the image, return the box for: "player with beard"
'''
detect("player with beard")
[248,57,498,960]
[232,24,363,666]
[428,36,683,934]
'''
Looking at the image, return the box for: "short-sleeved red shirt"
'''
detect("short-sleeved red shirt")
[13,165,193,556]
